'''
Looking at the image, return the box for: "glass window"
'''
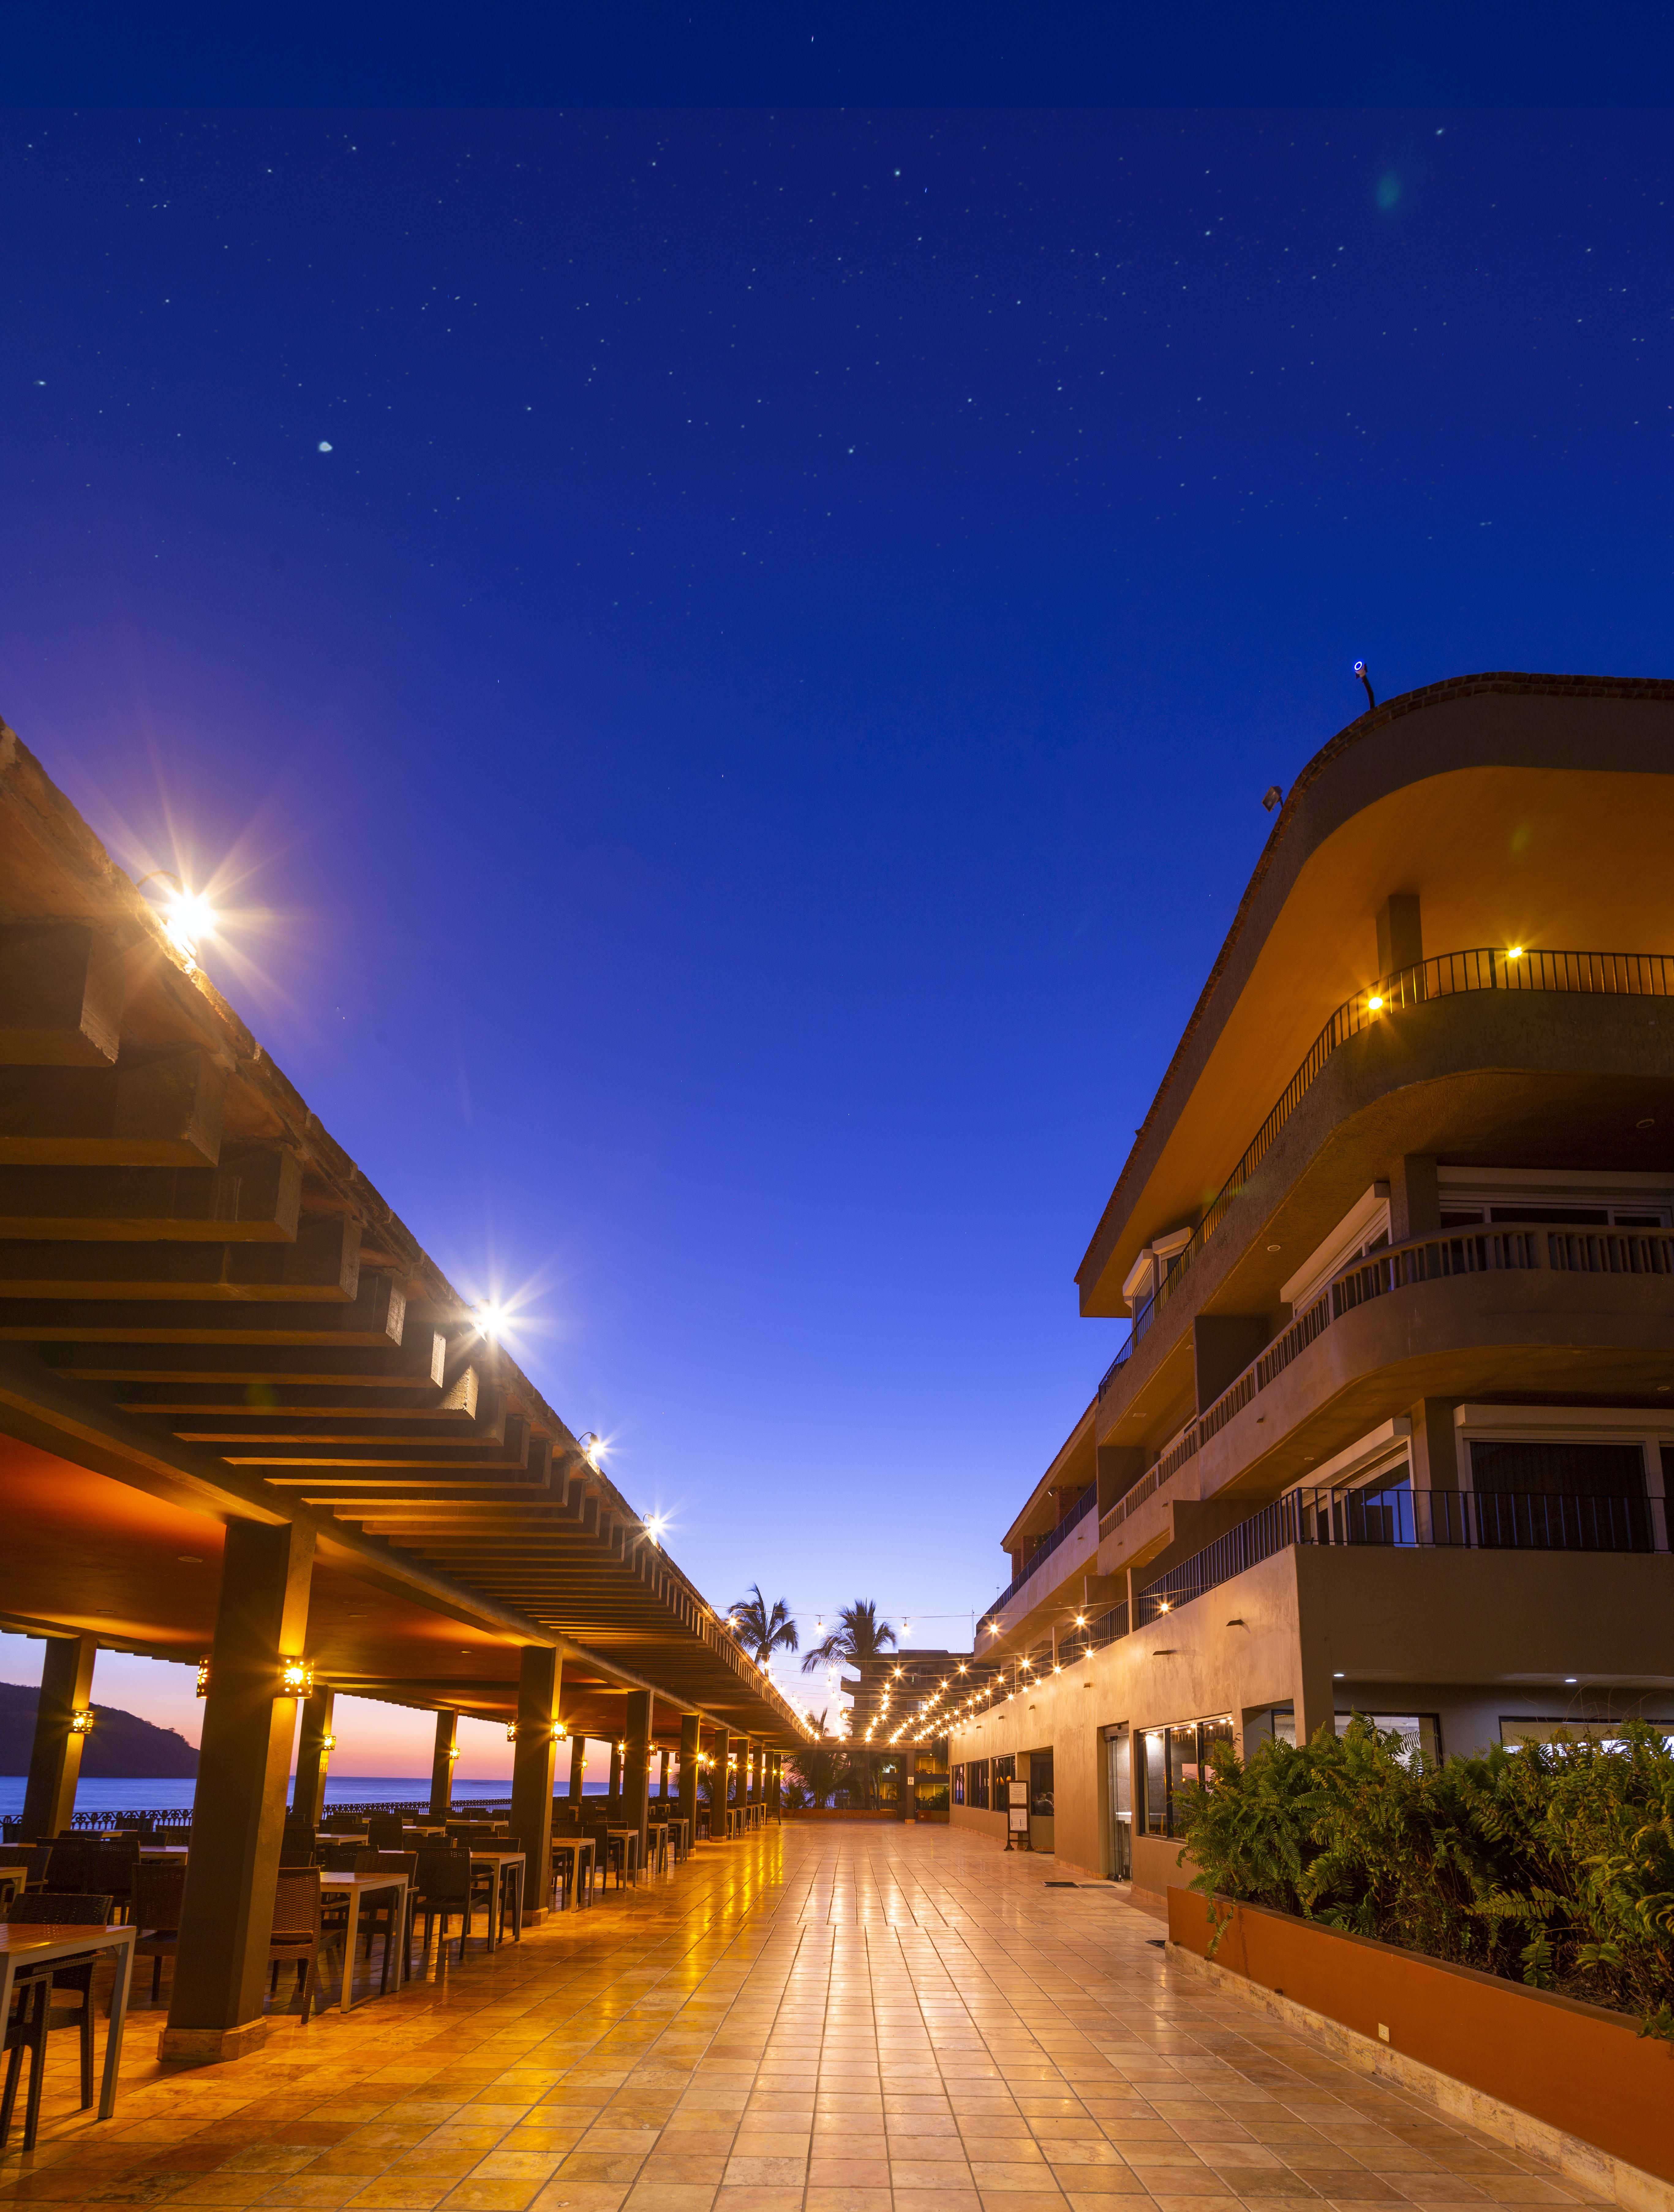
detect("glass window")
[1029,1749,1054,1818]
[969,1759,989,1809]
[1247,1705,1296,1750]
[1335,1711,1441,1766]
[1142,1717,1235,1836]
[1107,1728,1132,1882]
[1470,1439,1645,1497]
[992,1754,1014,1784]
[952,1764,965,1806]
[1141,1729,1167,1836]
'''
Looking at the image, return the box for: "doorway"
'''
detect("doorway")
[1105,1726,1131,1880]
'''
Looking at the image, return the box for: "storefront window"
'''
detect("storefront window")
[1029,1748,1054,1818]
[1140,1715,1234,1838]
[968,1758,990,1808]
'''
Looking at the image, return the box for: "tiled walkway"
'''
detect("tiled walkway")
[1,1825,1604,2212]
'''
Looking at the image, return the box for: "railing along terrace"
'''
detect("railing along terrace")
[1135,1481,1666,1626]
[980,1482,1099,1626]
[1098,1217,1674,1551]
[47,1794,513,1832]
[1110,946,1674,1366]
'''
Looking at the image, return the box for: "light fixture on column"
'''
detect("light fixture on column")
[279,1658,314,1696]
[448,1742,461,1761]
[555,1720,569,1739]
[70,1708,95,1735]
[196,1655,212,1697]
[506,1721,519,1742]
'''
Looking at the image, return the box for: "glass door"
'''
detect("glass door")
[1106,1727,1131,1880]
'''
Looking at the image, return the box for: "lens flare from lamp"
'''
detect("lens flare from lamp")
[195,1656,212,1698]
[1508,946,1524,959]
[506,1722,518,1742]
[1367,994,1385,1013]
[70,1708,95,1735]
[644,1512,668,1546]
[279,1658,314,1696]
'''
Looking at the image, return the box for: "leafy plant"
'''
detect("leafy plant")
[801,1600,898,1810]
[728,1584,799,1664]
[1176,1717,1674,2038]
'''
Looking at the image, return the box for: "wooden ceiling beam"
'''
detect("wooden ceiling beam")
[49,1332,447,1388]
[0,1048,225,1166]
[0,1214,359,1301]
[0,923,125,1068]
[0,1151,302,1243]
[0,1270,407,1345]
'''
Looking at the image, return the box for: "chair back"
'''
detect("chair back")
[414,1847,472,1904]
[4,1892,113,1925]
[270,1871,321,1941]
[319,1842,363,1872]
[320,1810,362,1833]
[366,1815,405,1850]
[132,1857,189,1932]
[354,1850,417,1878]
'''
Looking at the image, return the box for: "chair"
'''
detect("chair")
[2,1894,111,2153]
[410,1848,474,1966]
[43,1837,139,1921]
[131,1858,188,2005]
[352,1852,415,1993]
[267,1872,324,2023]
[279,1822,318,1870]
[366,1815,405,1851]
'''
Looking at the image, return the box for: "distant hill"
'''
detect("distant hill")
[0,1681,198,1778]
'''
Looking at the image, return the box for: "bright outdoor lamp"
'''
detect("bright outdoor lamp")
[70,1709,95,1736]
[279,1658,314,1696]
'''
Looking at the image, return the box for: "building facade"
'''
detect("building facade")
[948,673,1674,1902]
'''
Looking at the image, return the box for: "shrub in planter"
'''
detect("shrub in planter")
[1176,1716,1674,2038]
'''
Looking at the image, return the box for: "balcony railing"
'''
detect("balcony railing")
[1113,946,1674,1361]
[979,1483,1098,1629]
[1135,1482,1668,1626]
[1098,1217,1674,1549]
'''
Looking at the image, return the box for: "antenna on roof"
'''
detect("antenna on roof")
[1353,659,1376,711]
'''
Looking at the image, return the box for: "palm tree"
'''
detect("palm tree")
[728,1583,799,1666]
[788,1711,843,1808]
[801,1600,897,1808]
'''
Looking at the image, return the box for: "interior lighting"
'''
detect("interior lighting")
[1367,994,1385,1013]
[279,1658,314,1696]
[1508,946,1524,959]
[1157,1600,1171,1614]
[1074,1615,1085,1627]
[70,1709,95,1735]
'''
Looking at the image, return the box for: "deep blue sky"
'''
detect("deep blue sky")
[2,107,1671,1711]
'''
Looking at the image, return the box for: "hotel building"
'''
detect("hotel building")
[948,673,1674,1902]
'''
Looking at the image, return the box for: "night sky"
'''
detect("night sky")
[2,106,1671,1757]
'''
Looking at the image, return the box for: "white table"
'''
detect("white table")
[318,1871,409,2013]
[0,1921,135,2122]
[469,1851,525,1946]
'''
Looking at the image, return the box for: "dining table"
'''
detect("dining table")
[550,1836,594,1910]
[0,1921,136,2122]
[0,1859,28,1904]
[318,1869,410,2013]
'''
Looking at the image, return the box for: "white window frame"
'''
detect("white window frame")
[1281,1183,1392,1313]
[1453,1403,1670,1545]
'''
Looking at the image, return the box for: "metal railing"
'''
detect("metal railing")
[1095,1218,1674,1556]
[979,1483,1098,1626]
[1115,946,1674,1360]
[1135,1482,1666,1626]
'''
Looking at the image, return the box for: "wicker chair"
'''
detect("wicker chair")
[2,1893,111,2153]
[131,1858,188,2004]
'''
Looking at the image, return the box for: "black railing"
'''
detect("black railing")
[1113,946,1674,1360]
[980,1483,1099,1626]
[1136,1484,1666,1625]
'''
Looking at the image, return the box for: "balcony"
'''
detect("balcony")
[979,1483,1098,1633]
[1099,1215,1674,1548]
[1135,1480,1669,1628]
[1104,945,1674,1377]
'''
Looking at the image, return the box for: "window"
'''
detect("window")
[1470,1439,1646,1496]
[967,1758,990,1810]
[952,1764,966,1806]
[1029,1749,1054,1818]
[1138,1715,1233,1837]
[1336,1711,1440,1766]
[991,1754,1014,1785]
[1502,1716,1674,1751]
[1469,1439,1652,1549]
[1247,1706,1296,1750]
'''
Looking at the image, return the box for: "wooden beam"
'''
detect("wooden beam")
[0,1150,302,1242]
[0,923,125,1067]
[0,1269,406,1344]
[0,1215,359,1301]
[48,1331,446,1387]
[0,1048,225,1166]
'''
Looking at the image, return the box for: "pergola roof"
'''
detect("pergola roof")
[0,718,810,1751]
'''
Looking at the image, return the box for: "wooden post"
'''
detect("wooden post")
[608,1737,623,1802]
[679,1713,700,1837]
[510,1647,561,1919]
[429,1710,458,1819]
[711,1726,730,1832]
[568,1734,586,1803]
[622,1688,653,1872]
[161,1519,314,2063]
[293,1688,335,1828]
[657,1747,670,1801]
[769,1750,782,1820]
[20,1633,96,1840]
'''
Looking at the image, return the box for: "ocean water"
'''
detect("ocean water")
[0,1773,596,1819]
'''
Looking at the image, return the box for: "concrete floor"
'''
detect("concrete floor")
[0,1823,1604,2212]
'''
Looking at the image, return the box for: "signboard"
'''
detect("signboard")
[1007,1806,1029,1833]
[1008,1779,1029,1807]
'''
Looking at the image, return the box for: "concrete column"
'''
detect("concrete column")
[293,1688,335,1828]
[622,1688,653,1870]
[679,1713,701,1836]
[162,1519,315,2063]
[1292,1548,1337,1748]
[429,1710,458,1819]
[510,1647,561,1914]
[21,1634,97,1840]
[769,1751,782,1820]
[568,1735,586,1803]
[1390,1155,1441,1242]
[657,1748,670,1801]
[711,1726,731,1831]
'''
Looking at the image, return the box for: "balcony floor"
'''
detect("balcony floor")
[1,1825,1606,2212]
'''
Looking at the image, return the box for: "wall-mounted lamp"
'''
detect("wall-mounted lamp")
[448,1742,461,1761]
[322,1733,336,1752]
[70,1708,95,1736]
[196,1656,212,1698]
[279,1658,314,1697]
[506,1721,519,1742]
[555,1720,569,1739]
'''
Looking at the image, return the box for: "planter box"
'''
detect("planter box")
[1168,1887,1673,2188]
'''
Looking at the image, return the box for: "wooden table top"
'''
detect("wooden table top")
[0,1921,133,1953]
